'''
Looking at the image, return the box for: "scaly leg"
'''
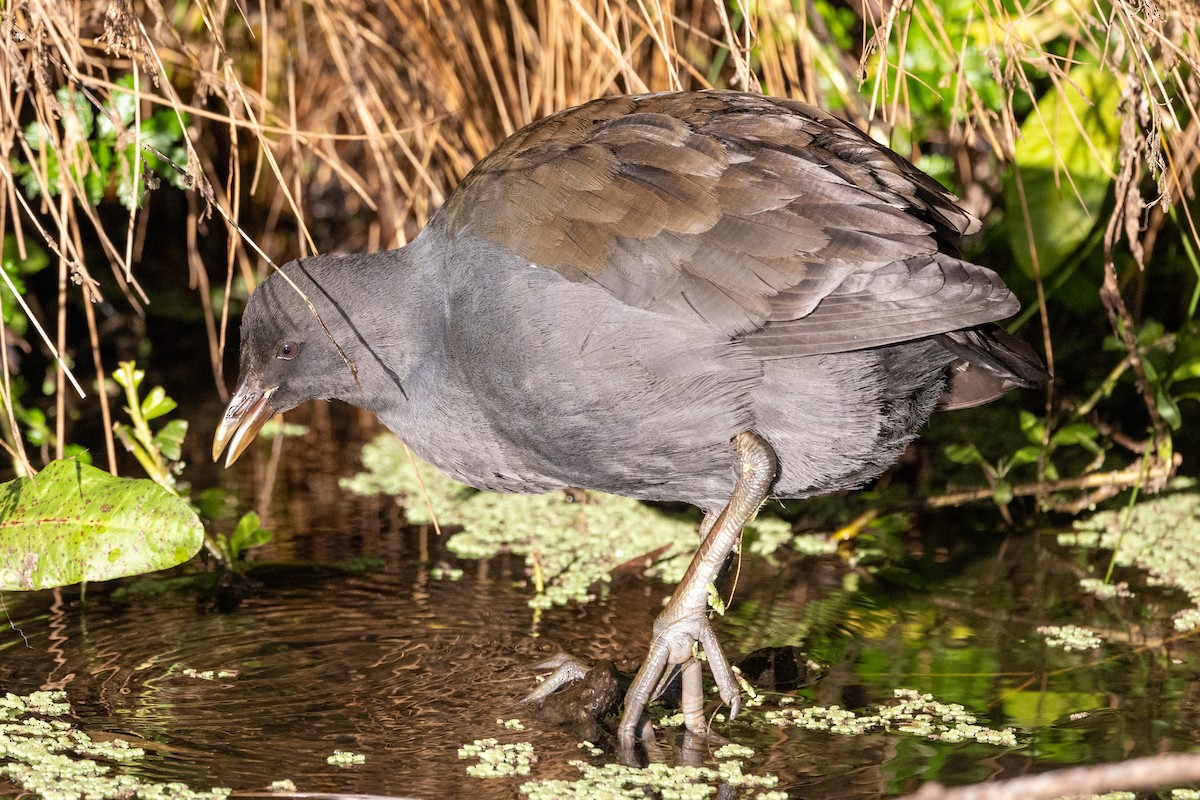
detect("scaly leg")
[618,431,777,743]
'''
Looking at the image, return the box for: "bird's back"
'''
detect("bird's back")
[378,92,1046,505]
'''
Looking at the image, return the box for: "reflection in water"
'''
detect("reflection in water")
[4,429,1200,797]
[2,566,583,798]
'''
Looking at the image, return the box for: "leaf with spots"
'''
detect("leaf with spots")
[0,459,203,590]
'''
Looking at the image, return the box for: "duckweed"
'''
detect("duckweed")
[0,690,231,800]
[765,688,1017,747]
[325,750,365,766]
[344,435,792,607]
[458,738,536,777]
[518,758,783,799]
[1038,624,1104,651]
[1065,483,1200,628]
[1078,578,1133,599]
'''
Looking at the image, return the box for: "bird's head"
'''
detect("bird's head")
[212,259,366,466]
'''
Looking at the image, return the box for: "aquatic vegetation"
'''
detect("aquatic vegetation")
[325,750,365,766]
[518,758,783,799]
[765,688,1018,747]
[1064,483,1200,631]
[1078,578,1134,599]
[180,668,239,680]
[457,738,537,777]
[0,690,230,800]
[1038,624,1104,652]
[343,434,793,607]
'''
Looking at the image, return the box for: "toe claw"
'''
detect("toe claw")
[522,654,588,704]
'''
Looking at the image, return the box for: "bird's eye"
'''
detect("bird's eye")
[276,341,300,361]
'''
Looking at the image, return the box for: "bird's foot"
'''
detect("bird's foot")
[617,431,778,747]
[618,608,741,742]
[522,653,589,704]
[523,654,621,742]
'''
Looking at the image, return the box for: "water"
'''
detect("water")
[3,424,1200,798]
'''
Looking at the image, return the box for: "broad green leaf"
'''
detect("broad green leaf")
[1009,446,1043,468]
[1050,423,1103,455]
[0,459,203,591]
[1019,410,1045,444]
[2,235,49,276]
[1171,358,1200,383]
[153,419,188,461]
[1005,63,1121,278]
[229,511,271,556]
[944,443,984,465]
[141,386,178,421]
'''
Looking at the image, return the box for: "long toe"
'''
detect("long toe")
[619,611,740,739]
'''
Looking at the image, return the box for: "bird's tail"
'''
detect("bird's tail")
[936,326,1049,410]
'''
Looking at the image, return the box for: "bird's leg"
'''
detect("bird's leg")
[618,430,777,743]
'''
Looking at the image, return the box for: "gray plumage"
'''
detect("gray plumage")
[221,90,1043,511]
[215,90,1047,742]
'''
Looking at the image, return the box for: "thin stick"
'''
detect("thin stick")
[0,261,85,400]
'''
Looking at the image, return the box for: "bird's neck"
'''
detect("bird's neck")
[323,241,444,418]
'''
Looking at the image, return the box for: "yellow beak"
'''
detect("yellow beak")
[212,384,277,466]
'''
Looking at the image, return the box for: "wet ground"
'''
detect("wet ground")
[3,409,1200,798]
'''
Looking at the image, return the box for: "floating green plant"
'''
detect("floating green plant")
[0,690,230,800]
[1038,624,1104,652]
[343,434,792,607]
[765,688,1017,746]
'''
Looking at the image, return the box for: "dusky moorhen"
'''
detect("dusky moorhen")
[213,90,1047,743]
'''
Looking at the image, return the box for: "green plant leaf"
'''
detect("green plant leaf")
[1009,446,1043,468]
[1004,63,1121,278]
[944,443,984,465]
[1157,388,1183,430]
[229,511,271,557]
[0,460,203,590]
[112,362,144,393]
[1050,423,1103,455]
[152,419,188,461]
[2,235,49,275]
[141,386,178,421]
[1019,410,1045,444]
[1171,358,1200,383]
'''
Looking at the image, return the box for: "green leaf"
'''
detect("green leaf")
[1171,358,1200,383]
[2,235,49,275]
[0,460,203,590]
[229,511,271,557]
[1050,423,1103,455]
[141,385,178,421]
[1157,388,1183,430]
[62,444,93,466]
[1004,63,1121,278]
[112,82,138,128]
[992,481,1014,506]
[112,362,144,394]
[944,443,984,465]
[58,87,95,140]
[152,419,188,461]
[1009,446,1043,468]
[1019,410,1045,444]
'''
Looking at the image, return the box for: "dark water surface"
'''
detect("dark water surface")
[3,423,1200,798]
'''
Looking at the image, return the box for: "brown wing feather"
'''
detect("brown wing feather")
[439,90,1010,351]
